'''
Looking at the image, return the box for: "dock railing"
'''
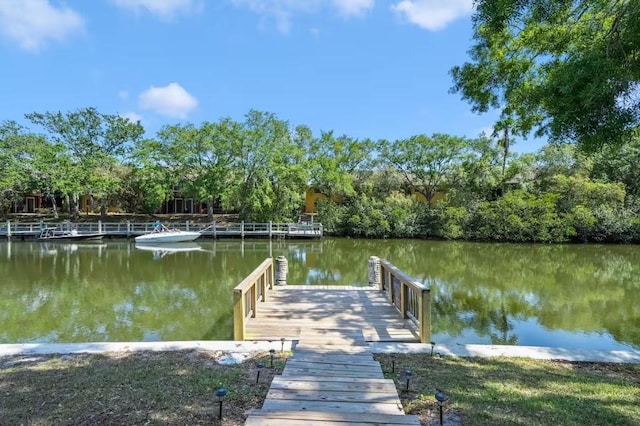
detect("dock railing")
[0,220,322,239]
[378,259,431,343]
[233,258,274,340]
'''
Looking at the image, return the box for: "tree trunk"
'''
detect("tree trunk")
[207,200,214,221]
[50,194,59,219]
[501,127,510,185]
[64,193,70,216]
[100,196,108,219]
[71,193,80,220]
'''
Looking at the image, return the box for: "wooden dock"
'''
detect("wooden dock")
[241,284,423,425]
[0,221,322,240]
[244,286,421,343]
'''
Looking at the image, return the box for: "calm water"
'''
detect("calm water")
[1,238,639,350]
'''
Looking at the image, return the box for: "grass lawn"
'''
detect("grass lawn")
[1,350,638,425]
[375,353,640,426]
[0,350,285,425]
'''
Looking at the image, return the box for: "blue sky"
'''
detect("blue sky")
[0,0,545,153]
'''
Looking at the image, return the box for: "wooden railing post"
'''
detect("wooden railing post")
[233,289,245,340]
[400,283,408,319]
[386,268,393,304]
[377,258,431,343]
[260,273,267,302]
[232,258,274,341]
[251,285,257,318]
[419,288,431,343]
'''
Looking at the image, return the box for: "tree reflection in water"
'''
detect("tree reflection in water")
[0,239,638,349]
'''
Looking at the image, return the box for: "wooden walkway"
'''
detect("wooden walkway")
[245,286,421,425]
[244,286,421,343]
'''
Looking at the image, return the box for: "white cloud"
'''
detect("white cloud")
[111,0,200,19]
[231,0,374,33]
[391,0,473,31]
[0,0,84,50]
[121,112,143,123]
[330,0,374,17]
[138,82,198,119]
[118,90,129,100]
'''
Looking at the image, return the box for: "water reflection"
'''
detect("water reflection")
[135,242,205,260]
[0,239,639,350]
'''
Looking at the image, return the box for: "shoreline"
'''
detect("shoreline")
[2,340,639,363]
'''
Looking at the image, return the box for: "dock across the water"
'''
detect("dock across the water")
[0,221,323,240]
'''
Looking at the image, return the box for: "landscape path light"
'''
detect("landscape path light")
[269,348,276,367]
[435,388,449,426]
[256,361,264,383]
[404,369,413,392]
[215,387,228,420]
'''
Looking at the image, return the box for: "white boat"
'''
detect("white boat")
[134,224,201,243]
[37,227,105,241]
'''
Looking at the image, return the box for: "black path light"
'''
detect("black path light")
[391,354,396,374]
[435,388,449,426]
[404,369,413,392]
[215,387,228,420]
[280,337,286,352]
[430,341,436,356]
[269,348,276,367]
[256,361,265,383]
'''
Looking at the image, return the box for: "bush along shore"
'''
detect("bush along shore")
[1,350,639,425]
[315,189,640,243]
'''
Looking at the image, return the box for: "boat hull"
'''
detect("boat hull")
[38,233,105,241]
[134,231,201,243]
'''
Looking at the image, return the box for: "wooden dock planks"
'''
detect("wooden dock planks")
[244,286,420,425]
[244,286,420,343]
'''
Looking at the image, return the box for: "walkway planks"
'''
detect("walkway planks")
[244,286,420,343]
[244,286,420,425]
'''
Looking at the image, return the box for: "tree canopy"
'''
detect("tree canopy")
[451,0,640,151]
[26,108,144,218]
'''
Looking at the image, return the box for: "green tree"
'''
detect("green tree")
[129,139,178,214]
[448,135,503,204]
[381,133,472,205]
[591,135,640,197]
[308,131,373,198]
[26,134,72,219]
[26,108,144,218]
[228,110,308,221]
[0,121,38,213]
[451,0,640,151]
[153,120,238,219]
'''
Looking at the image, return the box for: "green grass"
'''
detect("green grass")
[375,354,640,426]
[0,350,286,425]
[2,351,638,425]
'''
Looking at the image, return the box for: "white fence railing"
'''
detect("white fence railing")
[0,220,323,239]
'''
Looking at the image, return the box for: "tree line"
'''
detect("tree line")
[1,107,639,243]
